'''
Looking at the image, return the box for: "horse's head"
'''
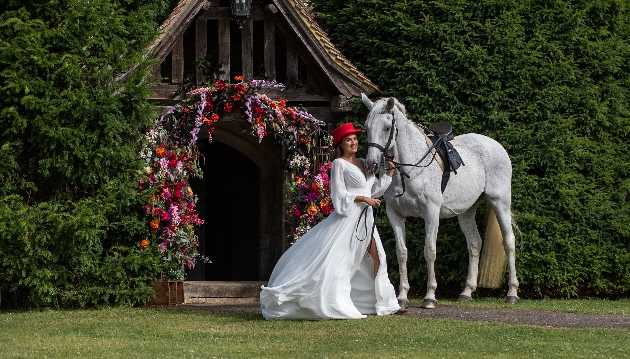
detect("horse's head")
[362,94,403,174]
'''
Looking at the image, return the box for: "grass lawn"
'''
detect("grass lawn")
[1,299,629,358]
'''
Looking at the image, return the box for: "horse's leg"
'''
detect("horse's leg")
[456,203,482,302]
[489,199,519,304]
[421,209,440,309]
[386,206,409,309]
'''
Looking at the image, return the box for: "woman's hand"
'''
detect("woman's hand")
[363,197,381,207]
[386,157,396,177]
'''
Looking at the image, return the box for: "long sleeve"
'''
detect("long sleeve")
[330,159,357,216]
[370,173,392,198]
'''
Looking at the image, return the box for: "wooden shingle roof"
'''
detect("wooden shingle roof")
[148,0,379,98]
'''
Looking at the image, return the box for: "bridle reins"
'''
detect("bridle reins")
[352,107,444,243]
[366,109,441,198]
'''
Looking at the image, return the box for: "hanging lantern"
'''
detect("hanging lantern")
[230,0,252,29]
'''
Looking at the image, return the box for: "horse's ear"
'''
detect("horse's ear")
[361,93,374,109]
[387,98,395,111]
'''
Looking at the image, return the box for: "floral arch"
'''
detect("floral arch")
[138,77,335,274]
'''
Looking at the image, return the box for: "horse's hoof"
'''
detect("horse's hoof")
[420,299,437,309]
[457,295,473,303]
[397,298,409,309]
[394,307,408,315]
[506,296,519,304]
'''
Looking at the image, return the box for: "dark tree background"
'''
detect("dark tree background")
[310,0,630,298]
[0,0,178,308]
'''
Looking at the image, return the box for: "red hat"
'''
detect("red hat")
[331,122,362,148]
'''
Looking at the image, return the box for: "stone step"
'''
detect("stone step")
[184,281,267,304]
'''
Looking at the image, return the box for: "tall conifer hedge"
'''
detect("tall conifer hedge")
[311,0,630,298]
[0,0,177,308]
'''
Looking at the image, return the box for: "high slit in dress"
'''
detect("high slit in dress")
[260,158,400,320]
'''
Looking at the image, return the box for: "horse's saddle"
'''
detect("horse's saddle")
[425,122,464,192]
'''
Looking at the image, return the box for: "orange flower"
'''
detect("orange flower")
[156,147,165,156]
[234,75,244,81]
[187,187,193,195]
[140,239,150,249]
[235,94,241,101]
[211,113,219,122]
[152,162,159,167]
[150,219,160,229]
[307,205,319,216]
[320,198,330,208]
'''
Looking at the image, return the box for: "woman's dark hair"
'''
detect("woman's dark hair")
[333,144,344,159]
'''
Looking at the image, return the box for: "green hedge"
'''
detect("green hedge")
[312,0,630,298]
[0,0,178,308]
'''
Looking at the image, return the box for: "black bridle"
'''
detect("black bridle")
[366,109,441,198]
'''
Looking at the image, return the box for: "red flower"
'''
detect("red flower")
[183,107,190,114]
[214,79,226,90]
[321,205,333,216]
[169,159,177,168]
[211,113,219,122]
[174,189,183,199]
[204,101,214,112]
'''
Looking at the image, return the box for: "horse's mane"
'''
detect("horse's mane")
[368,97,418,129]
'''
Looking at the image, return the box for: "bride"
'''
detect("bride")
[260,122,402,320]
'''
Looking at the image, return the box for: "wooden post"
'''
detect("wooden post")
[286,42,298,85]
[242,20,253,81]
[264,21,276,80]
[218,19,231,81]
[172,37,185,84]
[196,18,208,85]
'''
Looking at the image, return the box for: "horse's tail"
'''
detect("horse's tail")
[477,206,507,288]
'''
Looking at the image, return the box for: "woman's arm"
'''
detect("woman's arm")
[330,159,358,216]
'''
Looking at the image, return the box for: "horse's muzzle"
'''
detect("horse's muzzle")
[365,160,379,174]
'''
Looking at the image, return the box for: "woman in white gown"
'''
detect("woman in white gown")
[260,122,401,320]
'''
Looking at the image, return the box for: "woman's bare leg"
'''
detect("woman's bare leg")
[369,237,380,277]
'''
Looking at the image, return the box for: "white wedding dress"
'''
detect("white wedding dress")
[260,158,400,320]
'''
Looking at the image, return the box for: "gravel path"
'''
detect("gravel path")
[151,303,630,329]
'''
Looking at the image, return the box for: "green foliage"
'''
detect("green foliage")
[312,0,630,298]
[0,0,177,308]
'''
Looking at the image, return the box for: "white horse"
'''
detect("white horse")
[362,95,519,309]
